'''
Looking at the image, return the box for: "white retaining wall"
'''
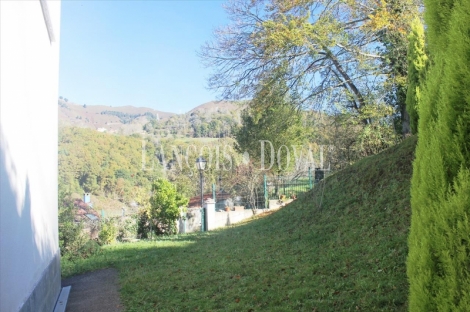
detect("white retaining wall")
[179,199,279,234]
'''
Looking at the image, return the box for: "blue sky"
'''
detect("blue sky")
[59,1,228,113]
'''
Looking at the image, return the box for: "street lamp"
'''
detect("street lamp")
[196,156,207,232]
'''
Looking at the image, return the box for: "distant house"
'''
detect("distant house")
[73,199,100,220]
[188,193,213,208]
[188,192,232,210]
[0,1,62,311]
[73,199,100,239]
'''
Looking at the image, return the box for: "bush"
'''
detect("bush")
[58,203,99,260]
[78,240,101,258]
[137,211,151,239]
[138,179,188,236]
[99,218,118,244]
[117,215,138,241]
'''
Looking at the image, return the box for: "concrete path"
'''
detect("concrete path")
[61,268,123,312]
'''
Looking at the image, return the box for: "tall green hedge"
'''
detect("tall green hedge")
[405,18,427,135]
[407,0,470,310]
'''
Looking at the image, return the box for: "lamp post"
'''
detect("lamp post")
[196,156,207,232]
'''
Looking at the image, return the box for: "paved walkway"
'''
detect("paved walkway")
[61,268,123,312]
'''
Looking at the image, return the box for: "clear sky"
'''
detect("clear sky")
[59,0,228,113]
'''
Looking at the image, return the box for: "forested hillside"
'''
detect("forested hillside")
[143,109,238,138]
[58,127,244,208]
[58,127,161,202]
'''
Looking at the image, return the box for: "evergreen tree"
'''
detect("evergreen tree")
[407,1,470,310]
[234,78,307,173]
[405,18,427,134]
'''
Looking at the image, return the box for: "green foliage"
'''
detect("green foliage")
[99,218,118,245]
[423,0,456,54]
[201,0,421,134]
[407,1,470,310]
[137,212,152,239]
[100,110,156,124]
[377,0,420,135]
[157,137,242,198]
[58,196,100,260]
[235,78,308,173]
[147,179,188,235]
[81,173,99,193]
[58,127,161,201]
[312,105,400,170]
[405,18,427,134]
[357,104,400,155]
[117,216,139,241]
[58,205,86,258]
[143,107,239,139]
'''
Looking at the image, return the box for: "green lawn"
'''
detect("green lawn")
[62,136,416,311]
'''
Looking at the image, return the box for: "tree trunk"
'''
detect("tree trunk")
[401,106,411,136]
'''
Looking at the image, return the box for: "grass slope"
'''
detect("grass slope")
[62,137,416,311]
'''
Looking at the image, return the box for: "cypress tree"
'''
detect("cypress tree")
[405,18,427,134]
[407,0,470,310]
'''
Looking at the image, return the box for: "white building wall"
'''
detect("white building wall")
[0,1,62,311]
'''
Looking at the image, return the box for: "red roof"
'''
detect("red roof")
[188,192,231,208]
[73,199,100,221]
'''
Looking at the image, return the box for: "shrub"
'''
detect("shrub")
[150,179,189,235]
[137,212,151,239]
[58,202,99,260]
[117,215,138,241]
[99,218,118,245]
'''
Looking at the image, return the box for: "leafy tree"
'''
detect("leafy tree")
[201,0,420,124]
[405,18,427,134]
[81,173,99,193]
[375,0,420,135]
[235,77,308,173]
[407,0,470,310]
[148,179,188,235]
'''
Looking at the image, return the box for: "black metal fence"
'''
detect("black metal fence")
[213,168,330,210]
[265,177,311,200]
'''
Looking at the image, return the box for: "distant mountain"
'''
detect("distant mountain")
[143,100,244,138]
[58,99,175,135]
[58,99,243,137]
[188,100,244,116]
